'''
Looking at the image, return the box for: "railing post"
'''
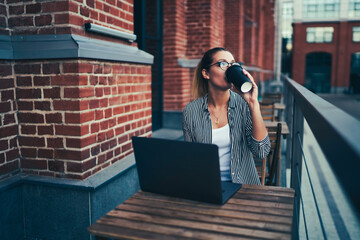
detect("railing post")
[284,77,294,170]
[290,96,304,240]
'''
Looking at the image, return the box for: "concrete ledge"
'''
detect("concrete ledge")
[0,154,140,240]
[162,110,183,130]
[0,34,153,64]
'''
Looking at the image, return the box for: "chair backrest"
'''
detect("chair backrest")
[260,102,275,122]
[266,123,282,186]
[262,93,283,104]
[254,123,282,186]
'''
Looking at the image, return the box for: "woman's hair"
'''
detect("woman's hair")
[191,47,230,99]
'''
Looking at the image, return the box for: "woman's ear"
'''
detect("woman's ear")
[202,69,210,79]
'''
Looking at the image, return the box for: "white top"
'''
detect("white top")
[212,124,231,181]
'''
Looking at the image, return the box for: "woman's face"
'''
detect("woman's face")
[203,51,235,91]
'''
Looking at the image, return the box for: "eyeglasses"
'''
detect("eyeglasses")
[206,61,242,71]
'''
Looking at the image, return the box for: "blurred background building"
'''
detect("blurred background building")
[289,0,360,93]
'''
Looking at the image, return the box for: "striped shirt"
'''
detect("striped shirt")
[182,90,271,185]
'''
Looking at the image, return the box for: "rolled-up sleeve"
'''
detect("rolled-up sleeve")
[244,109,271,159]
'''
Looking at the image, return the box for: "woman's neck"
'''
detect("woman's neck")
[207,89,230,109]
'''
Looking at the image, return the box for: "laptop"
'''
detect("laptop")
[132,136,242,205]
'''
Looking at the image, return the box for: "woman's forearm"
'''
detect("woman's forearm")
[248,101,268,141]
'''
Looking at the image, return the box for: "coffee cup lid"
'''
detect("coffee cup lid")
[241,82,253,93]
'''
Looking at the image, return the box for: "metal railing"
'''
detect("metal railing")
[283,76,360,240]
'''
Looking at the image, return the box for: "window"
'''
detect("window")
[349,0,360,18]
[353,26,360,42]
[306,27,334,43]
[303,0,340,19]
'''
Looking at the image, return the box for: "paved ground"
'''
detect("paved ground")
[318,93,360,121]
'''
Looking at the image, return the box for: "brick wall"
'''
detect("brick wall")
[162,0,275,112]
[6,60,151,179]
[0,0,155,180]
[225,0,244,62]
[4,0,134,43]
[163,0,190,111]
[0,62,19,178]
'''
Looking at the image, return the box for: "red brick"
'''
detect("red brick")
[89,99,100,109]
[26,3,41,14]
[104,108,112,118]
[21,158,47,170]
[38,149,54,158]
[51,75,79,86]
[19,136,45,147]
[9,5,24,15]
[1,89,14,101]
[0,78,14,90]
[43,63,60,74]
[55,124,89,136]
[48,160,64,171]
[0,65,12,76]
[34,101,51,111]
[0,161,19,175]
[62,62,78,73]
[97,132,106,142]
[45,113,62,123]
[53,100,80,111]
[16,88,42,99]
[91,122,99,133]
[16,76,31,87]
[8,16,33,27]
[44,87,61,98]
[21,148,37,158]
[80,6,90,17]
[14,64,40,74]
[65,111,94,124]
[21,125,36,135]
[66,135,96,148]
[17,101,33,111]
[42,1,69,13]
[47,138,64,148]
[64,87,94,98]
[78,62,93,73]
[0,125,18,138]
[100,120,108,130]
[55,149,90,160]
[6,148,19,161]
[0,140,8,151]
[38,125,54,135]
[54,13,69,24]
[86,0,95,8]
[34,76,50,86]
[4,113,16,124]
[18,112,44,123]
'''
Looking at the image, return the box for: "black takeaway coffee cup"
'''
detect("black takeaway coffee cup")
[225,64,253,93]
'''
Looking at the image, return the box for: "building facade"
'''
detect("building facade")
[0,0,276,239]
[291,0,360,93]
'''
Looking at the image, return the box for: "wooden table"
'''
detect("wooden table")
[88,184,295,240]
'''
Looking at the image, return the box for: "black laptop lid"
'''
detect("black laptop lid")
[132,136,224,204]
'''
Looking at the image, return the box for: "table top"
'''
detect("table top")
[274,103,285,110]
[88,184,295,240]
[264,121,290,136]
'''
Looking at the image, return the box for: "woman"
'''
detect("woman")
[182,47,271,185]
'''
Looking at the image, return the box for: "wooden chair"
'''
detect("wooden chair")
[260,102,276,122]
[261,93,283,104]
[254,123,282,186]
